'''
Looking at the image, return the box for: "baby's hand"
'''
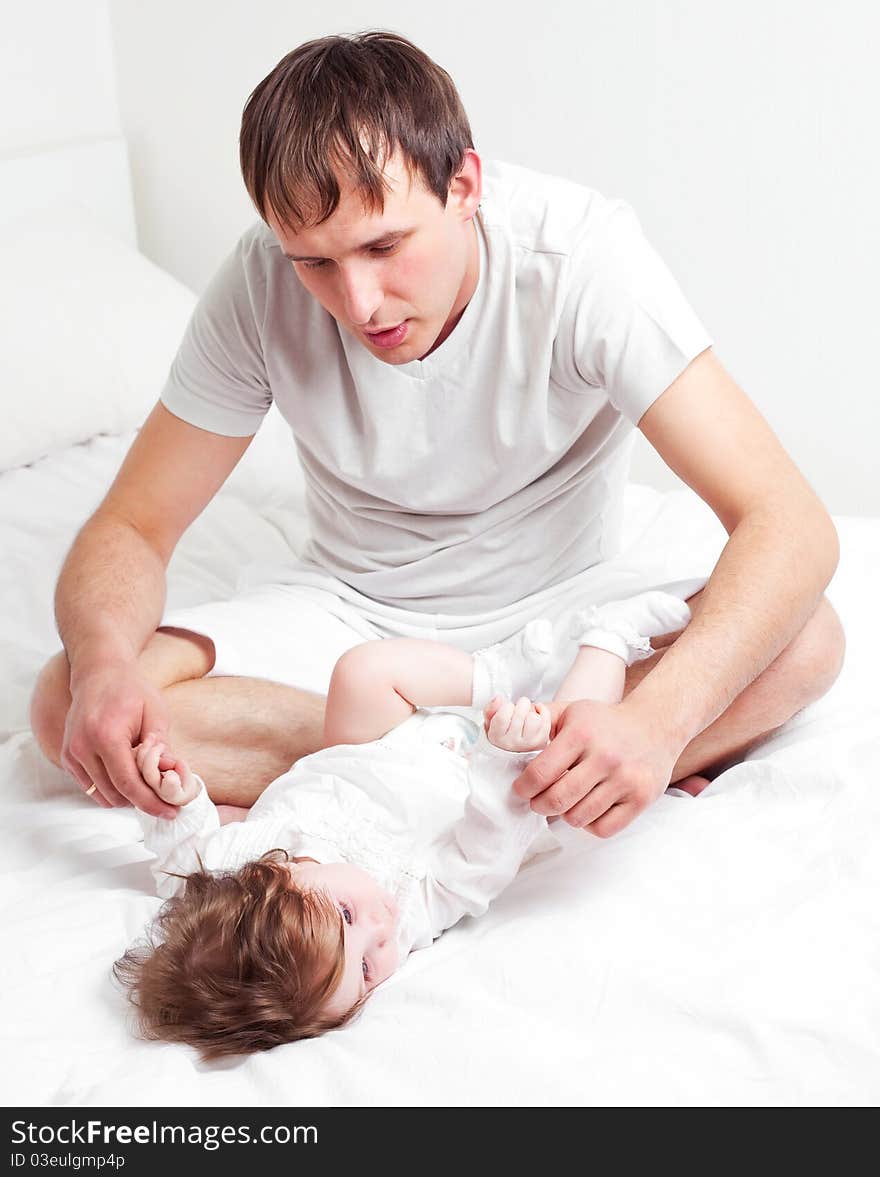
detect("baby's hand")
[484,695,552,753]
[135,732,201,808]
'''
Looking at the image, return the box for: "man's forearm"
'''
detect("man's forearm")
[56,512,168,682]
[623,494,839,750]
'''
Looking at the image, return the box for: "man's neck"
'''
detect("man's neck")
[422,217,480,358]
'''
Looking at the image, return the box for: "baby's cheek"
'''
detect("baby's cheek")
[385,943,402,981]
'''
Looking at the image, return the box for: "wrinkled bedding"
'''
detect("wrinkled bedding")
[1,423,877,1106]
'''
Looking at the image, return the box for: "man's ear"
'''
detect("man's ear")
[449,148,482,221]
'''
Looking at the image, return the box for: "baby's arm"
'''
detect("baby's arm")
[554,645,627,705]
[132,735,286,899]
[421,708,556,934]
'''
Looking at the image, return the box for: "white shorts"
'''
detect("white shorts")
[161,492,727,697]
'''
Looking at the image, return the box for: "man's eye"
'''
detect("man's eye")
[340,904,353,925]
[298,243,396,271]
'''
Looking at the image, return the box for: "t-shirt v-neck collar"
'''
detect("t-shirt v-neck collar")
[338,209,489,383]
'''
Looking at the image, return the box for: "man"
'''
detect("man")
[30,31,844,838]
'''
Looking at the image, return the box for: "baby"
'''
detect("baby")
[115,590,701,1059]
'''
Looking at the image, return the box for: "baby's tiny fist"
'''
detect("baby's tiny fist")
[156,770,186,805]
[155,757,200,806]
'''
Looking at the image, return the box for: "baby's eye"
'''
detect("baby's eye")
[340,904,353,925]
[362,959,370,981]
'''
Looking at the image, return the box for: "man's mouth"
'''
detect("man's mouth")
[364,321,409,349]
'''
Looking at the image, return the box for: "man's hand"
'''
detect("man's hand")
[135,732,201,808]
[511,697,682,837]
[61,660,178,818]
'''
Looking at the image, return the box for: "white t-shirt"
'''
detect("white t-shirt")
[161,159,712,613]
[136,712,559,958]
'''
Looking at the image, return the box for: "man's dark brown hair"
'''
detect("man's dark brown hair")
[239,30,475,231]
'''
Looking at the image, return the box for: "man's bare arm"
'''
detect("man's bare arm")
[55,401,254,811]
[624,346,839,747]
[513,347,839,837]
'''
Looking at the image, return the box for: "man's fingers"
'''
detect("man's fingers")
[135,732,158,774]
[62,736,124,805]
[61,751,103,801]
[512,726,585,801]
[101,740,179,818]
[139,742,163,789]
[139,702,167,747]
[529,761,604,817]
[584,801,635,839]
[76,754,126,808]
[564,781,617,829]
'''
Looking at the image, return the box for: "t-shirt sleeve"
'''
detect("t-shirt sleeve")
[561,202,713,424]
[160,235,273,437]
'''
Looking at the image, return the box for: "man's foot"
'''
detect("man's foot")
[217,804,251,825]
[667,774,711,797]
[570,591,692,665]
[472,618,553,708]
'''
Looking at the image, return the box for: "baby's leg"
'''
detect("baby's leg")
[324,620,553,746]
[324,639,474,745]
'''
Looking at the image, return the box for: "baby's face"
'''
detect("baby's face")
[288,861,400,1016]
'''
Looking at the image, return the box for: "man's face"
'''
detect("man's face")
[267,148,482,364]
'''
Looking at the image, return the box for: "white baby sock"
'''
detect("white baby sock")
[471,618,554,708]
[570,591,691,666]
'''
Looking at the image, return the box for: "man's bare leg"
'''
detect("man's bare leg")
[627,591,845,784]
[30,627,326,806]
[32,593,844,806]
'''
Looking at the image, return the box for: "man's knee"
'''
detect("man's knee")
[30,650,71,767]
[782,594,846,704]
[681,589,844,699]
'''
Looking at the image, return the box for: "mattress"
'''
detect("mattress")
[2,421,878,1107]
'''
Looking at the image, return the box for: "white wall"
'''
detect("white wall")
[107,0,879,515]
[0,0,119,152]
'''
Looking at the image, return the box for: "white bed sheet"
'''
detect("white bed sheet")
[1,424,878,1107]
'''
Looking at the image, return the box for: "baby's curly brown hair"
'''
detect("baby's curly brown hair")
[113,850,363,1060]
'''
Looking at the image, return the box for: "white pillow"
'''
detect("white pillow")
[0,203,196,471]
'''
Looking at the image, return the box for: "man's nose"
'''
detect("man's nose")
[339,264,382,325]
